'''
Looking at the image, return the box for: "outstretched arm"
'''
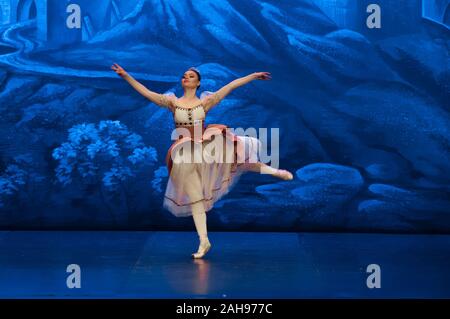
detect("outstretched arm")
[202,72,271,112]
[111,63,174,108]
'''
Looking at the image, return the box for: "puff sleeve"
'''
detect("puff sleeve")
[157,91,176,112]
[200,90,221,112]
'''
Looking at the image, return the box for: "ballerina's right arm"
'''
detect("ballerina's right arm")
[111,63,175,109]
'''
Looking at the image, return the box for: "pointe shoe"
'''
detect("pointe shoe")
[273,169,293,181]
[192,238,211,259]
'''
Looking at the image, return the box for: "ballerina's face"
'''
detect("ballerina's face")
[181,70,200,90]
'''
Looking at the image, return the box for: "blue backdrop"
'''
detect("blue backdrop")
[0,0,449,232]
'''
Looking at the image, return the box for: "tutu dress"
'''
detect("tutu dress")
[161,92,261,217]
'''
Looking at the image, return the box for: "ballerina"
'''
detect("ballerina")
[111,64,293,258]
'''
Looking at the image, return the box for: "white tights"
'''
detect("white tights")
[241,161,279,175]
[184,162,279,243]
[183,169,208,242]
[192,202,208,241]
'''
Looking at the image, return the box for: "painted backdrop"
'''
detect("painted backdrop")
[0,0,449,232]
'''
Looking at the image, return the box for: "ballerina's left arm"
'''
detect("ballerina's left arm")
[202,72,272,112]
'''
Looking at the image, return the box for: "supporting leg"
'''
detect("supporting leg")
[191,201,208,241]
[190,202,212,259]
[184,169,212,258]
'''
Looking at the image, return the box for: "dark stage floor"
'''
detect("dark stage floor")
[1,231,449,298]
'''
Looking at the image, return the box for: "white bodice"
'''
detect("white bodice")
[173,104,206,127]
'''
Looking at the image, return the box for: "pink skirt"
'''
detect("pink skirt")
[163,124,260,217]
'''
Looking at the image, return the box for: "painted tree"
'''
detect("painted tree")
[0,163,26,208]
[52,120,158,224]
[0,153,45,211]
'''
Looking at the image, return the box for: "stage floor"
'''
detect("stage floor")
[0,231,449,298]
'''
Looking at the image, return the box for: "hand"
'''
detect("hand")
[252,72,272,80]
[111,63,128,77]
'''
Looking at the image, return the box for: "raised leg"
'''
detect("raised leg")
[241,162,293,180]
[233,137,293,180]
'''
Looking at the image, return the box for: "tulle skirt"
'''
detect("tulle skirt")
[163,124,260,217]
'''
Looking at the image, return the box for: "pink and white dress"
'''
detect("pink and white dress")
[162,95,261,217]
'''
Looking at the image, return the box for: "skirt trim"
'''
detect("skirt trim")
[163,171,242,215]
[163,158,249,207]
[163,179,231,207]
